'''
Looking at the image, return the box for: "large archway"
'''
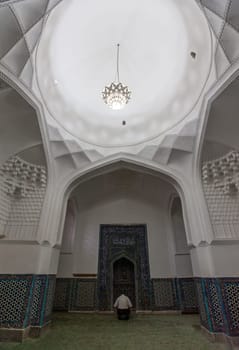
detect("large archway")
[54,164,198,313]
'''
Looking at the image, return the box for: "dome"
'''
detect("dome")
[36,0,212,147]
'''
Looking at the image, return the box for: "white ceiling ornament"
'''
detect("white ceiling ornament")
[102,44,131,110]
[36,0,212,147]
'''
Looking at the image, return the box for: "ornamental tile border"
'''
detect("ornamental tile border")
[54,277,199,313]
[195,278,212,331]
[30,275,48,327]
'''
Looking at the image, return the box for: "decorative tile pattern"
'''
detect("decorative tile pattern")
[53,278,71,311]
[151,279,178,310]
[221,279,239,336]
[98,225,151,311]
[204,279,225,333]
[177,278,198,313]
[0,274,56,331]
[70,279,96,311]
[0,275,33,328]
[196,278,239,337]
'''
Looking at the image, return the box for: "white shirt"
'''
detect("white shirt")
[114,294,133,309]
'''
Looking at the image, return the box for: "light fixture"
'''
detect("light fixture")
[102,44,131,110]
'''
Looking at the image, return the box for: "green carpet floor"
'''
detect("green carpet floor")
[0,313,229,350]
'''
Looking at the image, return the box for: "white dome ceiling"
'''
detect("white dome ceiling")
[36,0,212,147]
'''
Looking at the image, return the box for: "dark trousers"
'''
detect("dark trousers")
[117,308,130,320]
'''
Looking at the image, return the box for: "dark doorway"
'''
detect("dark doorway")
[113,258,136,308]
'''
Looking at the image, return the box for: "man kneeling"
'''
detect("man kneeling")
[114,294,132,320]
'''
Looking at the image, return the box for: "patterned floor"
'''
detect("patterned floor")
[0,313,229,350]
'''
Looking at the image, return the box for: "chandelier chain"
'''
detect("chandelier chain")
[116,43,120,83]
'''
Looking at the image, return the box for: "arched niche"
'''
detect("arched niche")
[0,77,49,242]
[113,257,136,308]
[63,168,180,279]
[201,76,239,162]
[0,78,48,167]
[54,163,194,311]
[199,74,239,241]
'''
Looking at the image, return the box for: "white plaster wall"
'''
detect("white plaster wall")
[174,254,193,277]
[73,196,172,278]
[191,244,239,277]
[0,243,60,274]
[57,170,193,279]
[171,197,193,277]
[61,200,76,253]
[171,200,189,253]
[0,88,44,166]
[203,78,239,154]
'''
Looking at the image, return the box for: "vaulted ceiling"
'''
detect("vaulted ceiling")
[0,0,238,172]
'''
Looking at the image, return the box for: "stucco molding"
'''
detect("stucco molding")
[36,154,216,250]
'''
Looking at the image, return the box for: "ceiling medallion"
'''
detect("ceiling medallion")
[102,44,131,110]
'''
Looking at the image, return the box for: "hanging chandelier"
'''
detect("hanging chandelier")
[102,44,131,110]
